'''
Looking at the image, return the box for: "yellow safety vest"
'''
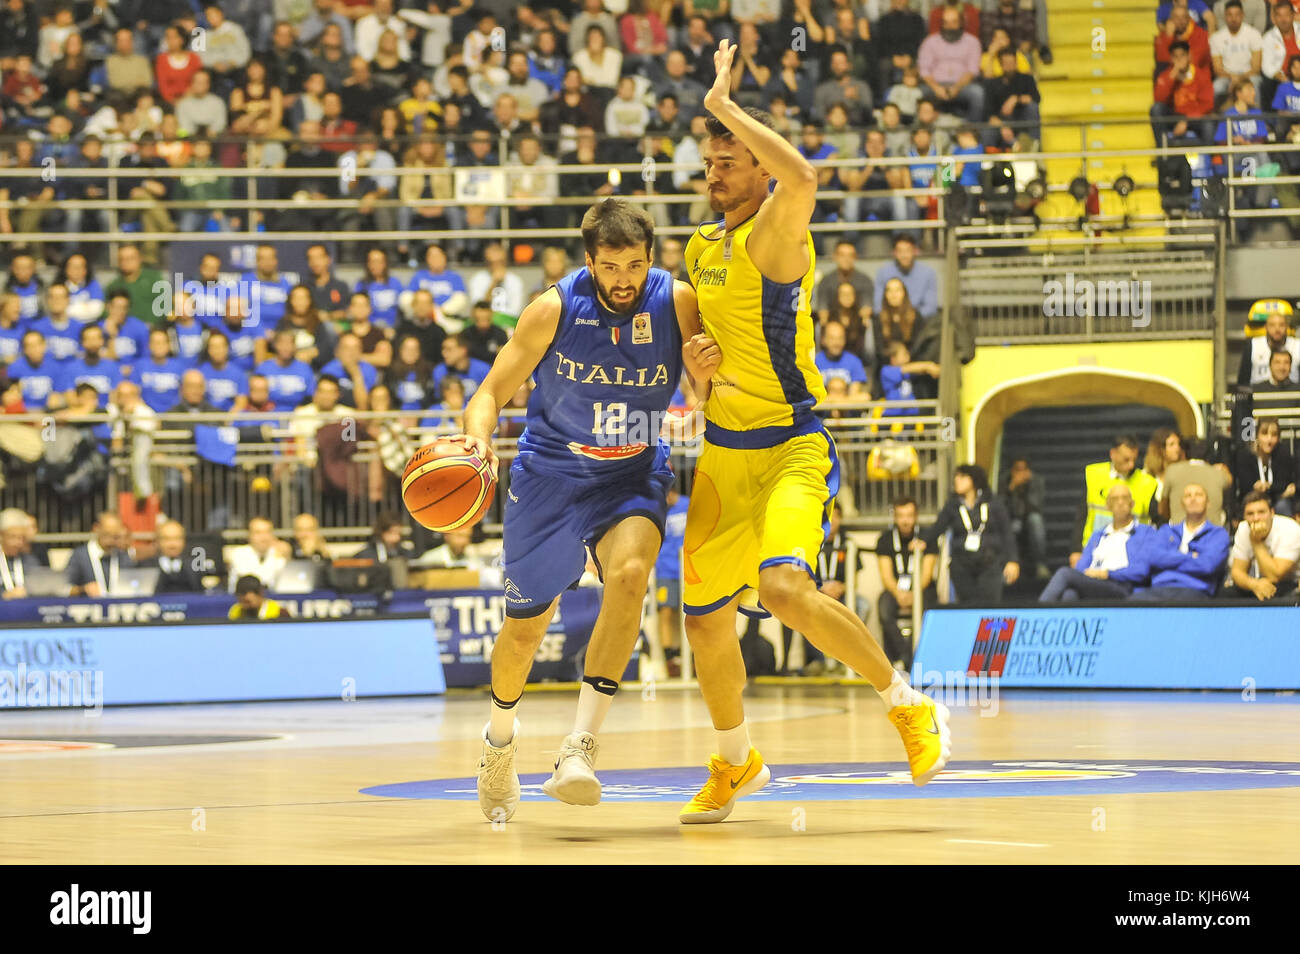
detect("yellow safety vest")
[1081,461,1159,546]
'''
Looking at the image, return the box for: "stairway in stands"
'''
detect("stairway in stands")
[997,403,1178,568]
[1034,0,1167,229]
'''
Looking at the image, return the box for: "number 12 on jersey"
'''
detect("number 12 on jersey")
[592,401,627,436]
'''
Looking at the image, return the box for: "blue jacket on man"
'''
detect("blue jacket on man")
[1076,521,1155,585]
[1144,521,1231,595]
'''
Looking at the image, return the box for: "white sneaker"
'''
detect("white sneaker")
[541,731,601,806]
[477,720,520,823]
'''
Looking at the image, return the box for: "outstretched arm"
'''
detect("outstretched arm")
[702,39,817,284]
[454,288,561,476]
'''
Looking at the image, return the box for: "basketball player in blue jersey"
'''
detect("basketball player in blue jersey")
[454,198,721,822]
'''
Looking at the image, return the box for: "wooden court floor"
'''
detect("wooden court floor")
[1,685,1297,864]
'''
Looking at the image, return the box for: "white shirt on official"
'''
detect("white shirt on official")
[227,545,288,591]
[1089,520,1135,571]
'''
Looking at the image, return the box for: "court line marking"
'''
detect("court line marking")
[946,838,1050,848]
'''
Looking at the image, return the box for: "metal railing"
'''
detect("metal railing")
[0,401,953,545]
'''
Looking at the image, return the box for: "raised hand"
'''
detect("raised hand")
[703,38,738,113]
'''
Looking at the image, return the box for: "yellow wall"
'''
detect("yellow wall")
[961,340,1215,422]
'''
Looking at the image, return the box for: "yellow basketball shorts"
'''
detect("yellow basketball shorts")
[682,420,840,616]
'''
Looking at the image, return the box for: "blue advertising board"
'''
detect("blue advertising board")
[0,617,445,707]
[912,606,1300,689]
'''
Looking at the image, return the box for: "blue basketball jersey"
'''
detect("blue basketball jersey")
[517,266,682,480]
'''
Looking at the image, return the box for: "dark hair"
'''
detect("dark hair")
[1112,434,1141,452]
[1184,437,1209,459]
[954,463,990,495]
[704,106,778,154]
[372,511,402,538]
[1224,0,1242,9]
[1288,53,1300,75]
[892,494,918,511]
[1169,40,1190,54]
[581,197,655,258]
[473,299,492,311]
[892,231,918,248]
[1270,348,1293,363]
[234,575,265,597]
[316,373,341,389]
[1242,489,1274,510]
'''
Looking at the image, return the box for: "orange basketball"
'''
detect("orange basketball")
[401,441,497,532]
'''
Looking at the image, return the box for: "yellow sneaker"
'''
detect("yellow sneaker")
[888,698,952,786]
[678,748,771,824]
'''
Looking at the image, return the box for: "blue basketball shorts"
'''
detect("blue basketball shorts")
[502,446,673,618]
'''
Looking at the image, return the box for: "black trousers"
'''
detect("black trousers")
[949,558,1005,605]
[878,584,938,669]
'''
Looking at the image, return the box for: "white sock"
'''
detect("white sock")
[574,678,617,735]
[717,722,751,765]
[877,671,926,709]
[488,691,519,747]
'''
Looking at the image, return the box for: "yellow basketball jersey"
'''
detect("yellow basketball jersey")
[684,213,824,435]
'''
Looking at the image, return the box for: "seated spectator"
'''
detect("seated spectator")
[814,48,875,127]
[176,70,229,137]
[386,335,438,410]
[356,248,404,329]
[606,75,651,140]
[240,244,293,337]
[572,23,623,91]
[197,333,249,413]
[540,69,605,153]
[397,137,455,259]
[407,244,469,320]
[1238,309,1300,385]
[823,281,875,367]
[507,134,562,236]
[463,301,511,365]
[63,325,124,409]
[1158,0,1217,31]
[1252,349,1299,403]
[1217,0,1270,33]
[291,512,331,566]
[134,328,191,413]
[846,129,911,224]
[886,64,926,119]
[0,296,25,368]
[8,331,67,410]
[949,126,985,187]
[468,244,526,321]
[1224,489,1300,599]
[166,370,220,433]
[982,0,1037,56]
[1214,78,1287,235]
[816,320,870,397]
[815,242,875,324]
[65,511,134,597]
[929,0,982,36]
[918,6,985,122]
[150,520,208,593]
[1156,2,1214,73]
[422,528,485,569]
[876,0,928,95]
[798,121,845,224]
[876,495,937,670]
[1211,0,1264,99]
[354,512,420,563]
[1001,456,1048,580]
[228,575,283,621]
[1070,435,1161,566]
[1263,2,1300,109]
[983,47,1042,147]
[1041,485,1154,601]
[1162,437,1233,525]
[395,289,449,365]
[275,285,336,371]
[289,375,357,469]
[422,374,468,430]
[922,464,1020,603]
[367,383,418,492]
[1145,426,1186,503]
[1234,418,1297,515]
[875,277,923,355]
[320,333,378,411]
[879,340,938,411]
[0,509,37,599]
[256,330,317,411]
[338,136,399,252]
[762,49,814,122]
[343,293,395,371]
[227,516,291,591]
[1151,40,1215,144]
[1130,483,1230,600]
[875,234,940,320]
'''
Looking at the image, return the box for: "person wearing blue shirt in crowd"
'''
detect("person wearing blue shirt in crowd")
[189,253,233,325]
[905,127,940,218]
[168,296,208,363]
[356,247,404,328]
[319,332,378,409]
[211,299,261,372]
[432,333,490,399]
[31,303,83,365]
[797,122,843,223]
[1273,53,1300,112]
[949,127,984,187]
[240,244,293,336]
[879,340,924,414]
[420,374,467,430]
[874,233,941,319]
[62,324,123,408]
[198,331,249,412]
[59,253,106,324]
[1157,0,1214,29]
[256,328,316,411]
[529,29,567,96]
[655,487,691,676]
[5,254,43,323]
[133,328,192,412]
[7,331,67,409]
[1040,484,1155,601]
[384,334,436,410]
[1130,483,1231,601]
[815,319,870,397]
[408,243,469,318]
[100,291,153,374]
[0,294,23,365]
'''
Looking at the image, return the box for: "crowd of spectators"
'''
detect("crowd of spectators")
[0,0,1050,267]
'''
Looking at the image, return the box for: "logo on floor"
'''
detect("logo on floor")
[361,760,1300,802]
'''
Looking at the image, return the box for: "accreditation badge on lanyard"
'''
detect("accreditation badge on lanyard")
[893,528,914,590]
[960,501,988,552]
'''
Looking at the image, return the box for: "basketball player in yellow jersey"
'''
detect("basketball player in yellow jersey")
[677,39,952,824]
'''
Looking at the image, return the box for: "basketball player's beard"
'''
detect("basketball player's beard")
[591,272,647,315]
